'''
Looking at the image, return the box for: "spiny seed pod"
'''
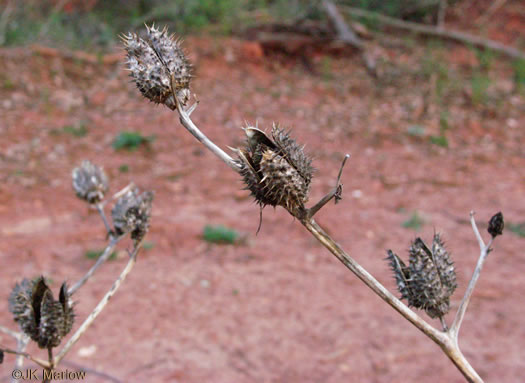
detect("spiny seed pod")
[72,160,109,204]
[488,212,504,238]
[236,124,313,214]
[8,277,75,349]
[386,234,457,319]
[112,188,154,243]
[122,24,192,110]
[8,278,37,340]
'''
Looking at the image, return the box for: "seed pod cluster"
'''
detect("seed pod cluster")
[72,160,109,204]
[112,188,154,243]
[122,24,192,110]
[237,124,313,214]
[8,277,75,349]
[386,234,457,319]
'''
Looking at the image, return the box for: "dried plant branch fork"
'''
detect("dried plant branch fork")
[172,58,486,383]
[123,24,503,383]
[2,162,153,383]
[175,93,496,382]
[54,241,143,367]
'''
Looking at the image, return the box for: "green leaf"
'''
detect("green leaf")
[142,241,155,250]
[402,211,424,231]
[203,225,239,244]
[112,131,155,151]
[429,135,448,148]
[63,124,88,137]
[508,222,525,238]
[118,164,130,173]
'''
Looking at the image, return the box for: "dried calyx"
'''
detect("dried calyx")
[386,234,457,319]
[236,124,313,214]
[112,188,154,243]
[72,160,109,204]
[8,277,75,349]
[122,24,192,110]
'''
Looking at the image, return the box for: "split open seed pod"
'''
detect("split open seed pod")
[236,124,313,214]
[112,188,154,244]
[8,277,75,349]
[387,234,457,319]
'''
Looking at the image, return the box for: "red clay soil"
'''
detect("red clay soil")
[0,31,524,383]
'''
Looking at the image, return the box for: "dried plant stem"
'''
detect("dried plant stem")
[301,218,482,383]
[307,154,349,219]
[450,212,493,339]
[43,347,54,383]
[0,325,21,340]
[12,335,30,383]
[168,73,486,383]
[175,97,241,172]
[1,344,49,369]
[302,218,444,341]
[1,323,32,383]
[68,235,124,295]
[440,316,448,331]
[54,243,141,366]
[96,203,113,236]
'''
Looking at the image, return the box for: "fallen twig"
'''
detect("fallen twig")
[321,1,377,77]
[341,5,525,60]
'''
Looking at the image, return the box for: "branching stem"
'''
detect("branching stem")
[169,88,488,381]
[0,344,50,369]
[174,96,241,172]
[96,203,113,236]
[306,154,349,218]
[301,217,483,383]
[450,212,494,339]
[68,235,124,295]
[54,242,142,366]
[0,325,21,341]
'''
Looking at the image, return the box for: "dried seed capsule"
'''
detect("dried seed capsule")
[487,212,504,238]
[111,188,154,244]
[237,124,313,214]
[8,278,38,342]
[72,160,109,204]
[122,24,192,110]
[8,277,75,349]
[386,250,413,302]
[386,234,457,319]
[59,283,75,336]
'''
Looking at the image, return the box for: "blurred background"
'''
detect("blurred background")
[0,1,524,382]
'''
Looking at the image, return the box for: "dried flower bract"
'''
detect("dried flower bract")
[122,24,192,110]
[112,188,154,243]
[387,234,457,319]
[8,277,75,349]
[236,124,313,214]
[72,160,109,204]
